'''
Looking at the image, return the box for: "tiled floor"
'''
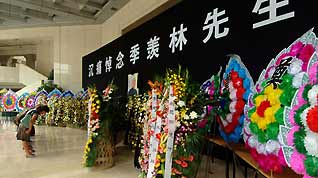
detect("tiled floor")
[0,118,259,178]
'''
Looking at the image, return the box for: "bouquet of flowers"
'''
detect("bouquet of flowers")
[139,67,206,178]
[83,84,114,167]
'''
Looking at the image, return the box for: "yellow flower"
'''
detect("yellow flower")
[257,119,267,130]
[264,107,274,119]
[158,170,163,174]
[255,95,266,107]
[251,112,261,123]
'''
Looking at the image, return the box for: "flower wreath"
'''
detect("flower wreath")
[16,93,29,112]
[281,62,318,178]
[25,95,35,108]
[217,56,254,143]
[2,91,18,111]
[35,90,48,106]
[244,29,317,173]
[48,88,62,99]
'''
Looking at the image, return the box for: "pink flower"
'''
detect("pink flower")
[289,42,304,56]
[290,151,306,174]
[287,126,299,146]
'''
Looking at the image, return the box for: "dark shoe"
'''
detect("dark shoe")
[26,154,36,158]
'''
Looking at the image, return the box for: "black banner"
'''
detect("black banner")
[82,0,317,96]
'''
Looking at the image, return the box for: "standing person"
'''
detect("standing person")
[16,105,49,157]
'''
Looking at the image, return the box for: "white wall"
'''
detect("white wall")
[0,0,172,92]
[36,39,53,76]
[0,25,102,92]
[101,0,170,44]
[0,66,19,83]
[17,64,47,86]
[55,25,102,92]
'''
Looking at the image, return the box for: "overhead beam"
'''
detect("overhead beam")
[0,11,27,23]
[0,0,96,23]
[68,0,102,11]
[86,1,103,10]
[52,0,64,3]
[94,0,125,23]
[24,8,54,21]
[0,2,54,21]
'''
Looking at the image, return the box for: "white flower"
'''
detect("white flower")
[189,111,198,119]
[288,58,303,75]
[292,72,306,88]
[176,121,181,128]
[184,115,190,120]
[177,101,185,107]
[308,85,318,105]
[304,131,318,157]
[265,140,280,155]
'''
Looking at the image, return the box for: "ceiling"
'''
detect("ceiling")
[0,0,130,29]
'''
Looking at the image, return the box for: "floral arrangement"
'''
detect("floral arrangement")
[1,90,18,111]
[139,67,206,178]
[83,84,114,167]
[244,29,317,173]
[127,94,147,149]
[279,55,318,176]
[217,55,254,143]
[200,67,222,124]
[127,94,148,168]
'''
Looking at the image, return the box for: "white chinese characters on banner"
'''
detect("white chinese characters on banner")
[105,56,112,72]
[96,60,102,75]
[116,51,124,69]
[252,0,295,29]
[147,36,160,60]
[169,23,188,53]
[88,64,94,77]
[203,8,229,43]
[130,44,140,64]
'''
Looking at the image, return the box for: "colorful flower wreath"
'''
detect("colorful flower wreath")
[1,90,18,111]
[48,88,62,99]
[280,62,318,178]
[61,90,75,98]
[16,93,29,112]
[25,95,35,108]
[218,56,254,143]
[244,29,317,173]
[35,90,48,106]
